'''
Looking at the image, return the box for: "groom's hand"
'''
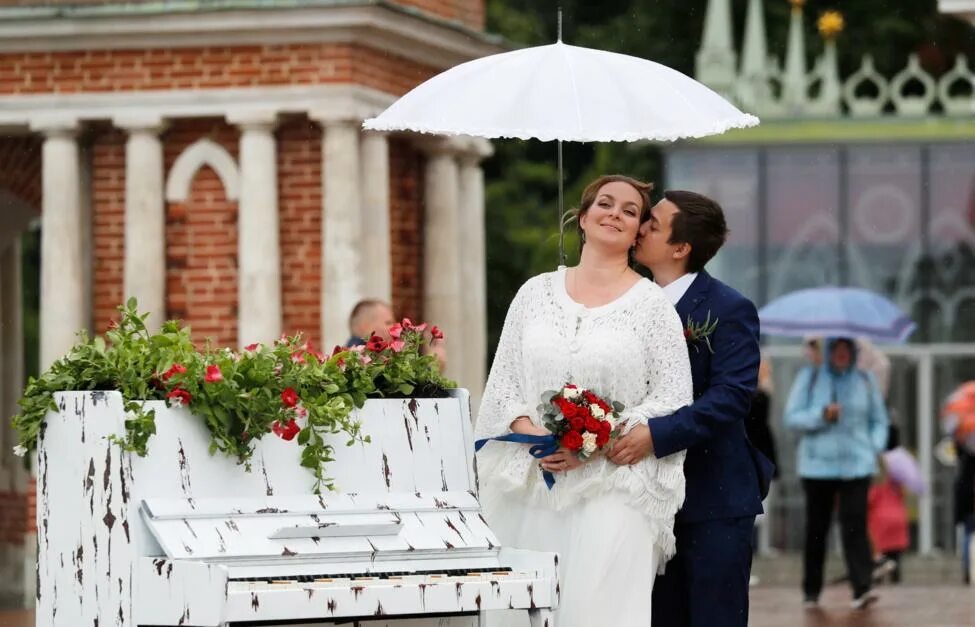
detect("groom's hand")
[608,424,654,465]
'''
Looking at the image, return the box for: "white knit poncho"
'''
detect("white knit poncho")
[475,268,693,563]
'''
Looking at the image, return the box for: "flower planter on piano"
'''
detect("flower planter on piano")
[37,390,558,627]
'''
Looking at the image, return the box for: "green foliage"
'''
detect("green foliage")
[12,301,454,493]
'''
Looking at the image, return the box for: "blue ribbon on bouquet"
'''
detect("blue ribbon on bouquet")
[474,433,560,489]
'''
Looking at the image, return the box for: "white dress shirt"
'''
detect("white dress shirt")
[658,272,698,305]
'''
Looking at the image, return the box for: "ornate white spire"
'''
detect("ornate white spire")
[782,0,808,109]
[695,0,737,99]
[738,0,775,112]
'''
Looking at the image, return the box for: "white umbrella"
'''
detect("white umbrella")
[364,41,757,142]
[364,30,758,262]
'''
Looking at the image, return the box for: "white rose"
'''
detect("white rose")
[604,415,616,430]
[12,445,27,458]
[590,404,605,419]
[582,432,598,454]
[563,386,582,400]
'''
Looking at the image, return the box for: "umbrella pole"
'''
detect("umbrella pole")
[557,138,565,267]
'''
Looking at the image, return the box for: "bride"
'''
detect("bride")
[475,174,693,626]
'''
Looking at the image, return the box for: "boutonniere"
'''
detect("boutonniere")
[684,311,718,353]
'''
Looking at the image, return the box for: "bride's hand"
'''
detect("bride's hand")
[539,449,584,472]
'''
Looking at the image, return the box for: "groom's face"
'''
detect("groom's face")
[634,199,681,270]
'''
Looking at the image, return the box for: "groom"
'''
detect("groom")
[609,190,772,627]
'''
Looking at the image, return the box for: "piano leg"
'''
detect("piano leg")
[528,608,554,627]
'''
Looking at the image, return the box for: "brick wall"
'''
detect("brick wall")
[0,136,42,208]
[0,479,33,541]
[389,137,424,322]
[277,115,322,346]
[90,126,125,331]
[0,44,439,96]
[164,119,240,348]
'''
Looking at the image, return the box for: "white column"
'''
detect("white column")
[116,115,167,331]
[359,131,392,303]
[457,138,493,405]
[419,138,464,382]
[32,118,86,370]
[231,112,282,346]
[315,117,363,348]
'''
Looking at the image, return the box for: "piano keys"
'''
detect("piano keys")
[36,390,558,626]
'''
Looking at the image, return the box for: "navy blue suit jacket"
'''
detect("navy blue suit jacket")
[647,272,768,524]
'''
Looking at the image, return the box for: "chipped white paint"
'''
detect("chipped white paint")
[38,390,558,625]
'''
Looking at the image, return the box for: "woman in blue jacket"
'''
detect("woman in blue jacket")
[785,337,889,610]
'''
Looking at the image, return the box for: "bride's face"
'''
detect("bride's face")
[578,181,643,254]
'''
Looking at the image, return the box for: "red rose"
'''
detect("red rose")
[204,364,223,383]
[585,417,602,434]
[599,420,613,434]
[162,363,187,381]
[561,430,584,451]
[272,418,300,441]
[568,416,585,431]
[596,431,610,447]
[365,334,387,352]
[281,387,299,408]
[166,388,192,406]
[430,325,444,340]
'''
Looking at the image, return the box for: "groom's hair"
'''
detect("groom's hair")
[664,190,729,273]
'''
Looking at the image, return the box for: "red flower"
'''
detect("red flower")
[599,420,613,434]
[272,418,300,441]
[567,416,585,432]
[161,363,187,381]
[430,326,444,340]
[596,431,610,447]
[166,388,192,406]
[684,327,693,339]
[561,430,584,451]
[365,334,387,352]
[244,342,261,352]
[204,364,223,383]
[331,344,345,357]
[388,323,403,339]
[584,417,602,434]
[290,350,306,363]
[281,387,299,408]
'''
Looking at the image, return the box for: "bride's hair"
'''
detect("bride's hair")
[570,174,654,256]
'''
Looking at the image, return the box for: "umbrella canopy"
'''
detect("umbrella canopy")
[942,381,975,454]
[882,447,925,495]
[363,41,758,142]
[757,287,916,344]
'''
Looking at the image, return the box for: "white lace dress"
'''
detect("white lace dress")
[475,268,693,627]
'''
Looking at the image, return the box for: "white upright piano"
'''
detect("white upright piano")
[36,390,558,626]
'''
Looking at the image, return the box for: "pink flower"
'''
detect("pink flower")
[244,342,261,352]
[281,387,299,408]
[430,326,444,340]
[290,350,306,363]
[272,418,300,441]
[166,388,192,407]
[204,365,223,383]
[388,323,403,339]
[161,363,187,381]
[295,406,308,420]
[389,339,406,353]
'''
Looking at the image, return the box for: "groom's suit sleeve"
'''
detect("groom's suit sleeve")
[648,293,761,458]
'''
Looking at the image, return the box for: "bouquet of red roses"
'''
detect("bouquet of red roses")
[539,384,626,459]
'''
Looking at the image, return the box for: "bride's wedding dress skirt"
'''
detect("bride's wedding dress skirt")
[482,490,662,627]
